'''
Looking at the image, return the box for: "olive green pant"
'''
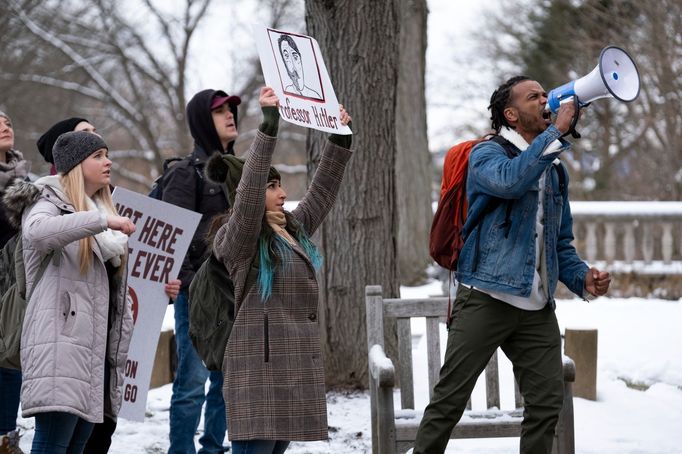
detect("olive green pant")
[413,286,564,454]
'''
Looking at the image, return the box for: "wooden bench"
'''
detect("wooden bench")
[365,285,576,454]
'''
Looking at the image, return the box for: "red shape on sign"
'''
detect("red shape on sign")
[128,286,139,324]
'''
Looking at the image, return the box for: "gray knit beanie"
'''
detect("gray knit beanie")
[0,110,9,121]
[53,131,108,174]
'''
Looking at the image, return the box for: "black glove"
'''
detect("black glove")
[258,106,280,136]
[329,122,353,149]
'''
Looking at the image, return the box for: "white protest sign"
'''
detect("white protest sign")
[112,187,201,422]
[254,24,352,135]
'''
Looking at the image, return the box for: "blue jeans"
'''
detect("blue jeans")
[231,440,290,454]
[0,367,21,434]
[169,290,227,454]
[31,412,95,454]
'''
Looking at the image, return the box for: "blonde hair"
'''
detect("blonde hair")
[60,164,124,275]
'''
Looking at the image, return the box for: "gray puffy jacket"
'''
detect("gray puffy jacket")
[7,178,134,423]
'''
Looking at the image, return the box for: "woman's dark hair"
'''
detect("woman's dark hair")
[205,211,231,248]
[488,75,531,133]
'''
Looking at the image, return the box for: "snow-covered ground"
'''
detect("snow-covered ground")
[15,280,682,453]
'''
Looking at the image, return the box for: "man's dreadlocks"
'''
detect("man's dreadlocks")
[488,75,531,133]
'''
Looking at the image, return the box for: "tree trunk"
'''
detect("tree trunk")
[395,0,432,285]
[305,0,400,388]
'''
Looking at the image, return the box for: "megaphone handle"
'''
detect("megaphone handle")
[562,97,582,139]
[569,120,581,139]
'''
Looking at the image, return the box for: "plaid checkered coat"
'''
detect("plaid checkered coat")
[213,131,352,441]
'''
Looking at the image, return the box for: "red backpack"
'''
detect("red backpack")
[429,139,484,271]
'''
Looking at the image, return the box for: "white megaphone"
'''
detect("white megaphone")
[546,45,640,113]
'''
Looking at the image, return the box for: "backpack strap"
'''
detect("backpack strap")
[489,135,522,158]
[485,135,519,238]
[191,163,205,211]
[0,234,20,296]
[162,157,184,173]
[554,161,567,196]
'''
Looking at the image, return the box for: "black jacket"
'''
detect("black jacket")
[162,89,236,291]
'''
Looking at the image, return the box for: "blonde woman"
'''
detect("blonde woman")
[4,131,135,453]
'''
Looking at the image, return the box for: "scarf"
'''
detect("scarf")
[266,210,297,246]
[86,197,128,267]
[500,126,563,161]
[0,150,28,190]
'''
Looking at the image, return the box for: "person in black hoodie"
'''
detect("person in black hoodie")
[162,89,240,453]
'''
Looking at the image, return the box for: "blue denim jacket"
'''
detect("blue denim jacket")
[456,125,589,305]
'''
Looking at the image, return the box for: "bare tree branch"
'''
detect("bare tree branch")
[9,1,143,123]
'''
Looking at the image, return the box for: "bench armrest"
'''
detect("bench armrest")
[369,344,396,388]
[562,355,576,382]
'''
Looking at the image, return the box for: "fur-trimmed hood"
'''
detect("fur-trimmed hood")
[2,176,67,229]
[205,151,281,207]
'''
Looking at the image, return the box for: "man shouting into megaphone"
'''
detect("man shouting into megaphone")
[414,76,611,454]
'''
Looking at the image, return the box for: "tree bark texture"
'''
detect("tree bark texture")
[395,0,432,285]
[305,0,400,387]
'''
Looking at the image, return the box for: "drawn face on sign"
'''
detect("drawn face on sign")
[279,35,304,92]
[276,33,323,101]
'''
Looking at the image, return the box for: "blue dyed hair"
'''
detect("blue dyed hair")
[256,215,323,301]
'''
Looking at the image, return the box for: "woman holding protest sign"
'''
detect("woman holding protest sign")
[206,86,353,454]
[3,130,136,453]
